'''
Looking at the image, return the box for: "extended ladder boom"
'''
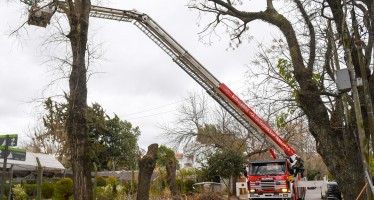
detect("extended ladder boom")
[26,1,299,163]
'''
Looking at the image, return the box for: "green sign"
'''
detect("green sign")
[0,134,18,147]
[0,146,26,161]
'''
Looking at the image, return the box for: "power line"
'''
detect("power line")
[121,99,184,117]
[120,79,247,120]
[124,109,175,120]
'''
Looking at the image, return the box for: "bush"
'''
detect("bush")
[184,179,195,192]
[23,184,36,197]
[96,185,115,200]
[97,176,106,187]
[55,178,73,200]
[106,176,118,194]
[12,184,27,200]
[96,187,105,199]
[121,181,137,195]
[197,191,224,200]
[42,181,55,199]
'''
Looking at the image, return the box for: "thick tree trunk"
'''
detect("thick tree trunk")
[166,159,178,198]
[137,143,158,200]
[64,0,92,199]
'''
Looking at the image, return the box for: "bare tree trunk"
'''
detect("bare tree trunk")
[166,159,178,198]
[64,0,92,199]
[137,143,158,200]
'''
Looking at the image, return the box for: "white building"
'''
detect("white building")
[175,153,194,169]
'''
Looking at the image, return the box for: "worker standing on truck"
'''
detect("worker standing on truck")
[294,157,304,177]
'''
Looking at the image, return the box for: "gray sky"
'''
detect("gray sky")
[0,0,271,150]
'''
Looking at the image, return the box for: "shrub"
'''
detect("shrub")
[42,181,55,199]
[55,178,73,200]
[121,181,137,195]
[96,185,115,200]
[97,176,106,187]
[23,184,36,197]
[197,191,224,200]
[96,187,105,199]
[106,176,118,194]
[184,179,195,192]
[12,184,27,200]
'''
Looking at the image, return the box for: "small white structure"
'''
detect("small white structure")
[0,152,65,171]
[175,153,195,169]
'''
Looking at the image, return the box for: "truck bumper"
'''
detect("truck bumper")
[248,193,292,199]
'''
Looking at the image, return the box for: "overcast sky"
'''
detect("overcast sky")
[0,0,274,150]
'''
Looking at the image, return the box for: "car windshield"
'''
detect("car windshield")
[327,183,340,191]
[250,162,286,175]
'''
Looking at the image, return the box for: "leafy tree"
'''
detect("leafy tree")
[187,0,373,198]
[203,149,244,180]
[87,104,141,171]
[28,99,140,171]
[202,149,244,196]
[157,145,178,167]
[106,115,141,170]
[24,97,71,167]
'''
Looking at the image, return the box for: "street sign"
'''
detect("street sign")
[0,146,26,161]
[0,134,18,147]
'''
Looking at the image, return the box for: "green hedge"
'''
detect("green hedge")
[55,178,73,200]
[42,181,55,199]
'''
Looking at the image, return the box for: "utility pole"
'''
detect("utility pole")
[351,8,374,154]
[342,1,372,198]
[0,135,9,199]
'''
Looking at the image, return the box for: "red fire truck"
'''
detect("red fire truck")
[245,159,305,199]
[24,1,306,199]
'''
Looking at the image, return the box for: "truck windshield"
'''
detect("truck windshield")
[250,162,286,175]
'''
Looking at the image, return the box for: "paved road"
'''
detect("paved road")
[305,187,321,200]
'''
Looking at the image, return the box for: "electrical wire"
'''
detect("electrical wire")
[120,78,247,120]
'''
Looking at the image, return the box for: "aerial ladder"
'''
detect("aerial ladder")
[23,0,303,180]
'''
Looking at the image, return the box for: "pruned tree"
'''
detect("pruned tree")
[187,0,373,198]
[166,159,178,198]
[157,145,179,197]
[137,143,158,200]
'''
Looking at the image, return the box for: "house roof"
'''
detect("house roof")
[0,152,65,171]
[175,153,183,158]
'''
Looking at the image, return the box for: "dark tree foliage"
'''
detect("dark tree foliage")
[157,145,178,168]
[203,149,244,180]
[87,104,141,171]
[41,99,140,171]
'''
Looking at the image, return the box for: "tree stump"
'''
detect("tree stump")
[137,143,158,200]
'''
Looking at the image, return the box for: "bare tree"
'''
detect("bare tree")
[187,0,373,198]
[161,91,303,160]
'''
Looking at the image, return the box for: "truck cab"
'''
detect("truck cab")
[248,159,294,199]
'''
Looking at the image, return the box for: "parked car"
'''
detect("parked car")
[321,181,342,200]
